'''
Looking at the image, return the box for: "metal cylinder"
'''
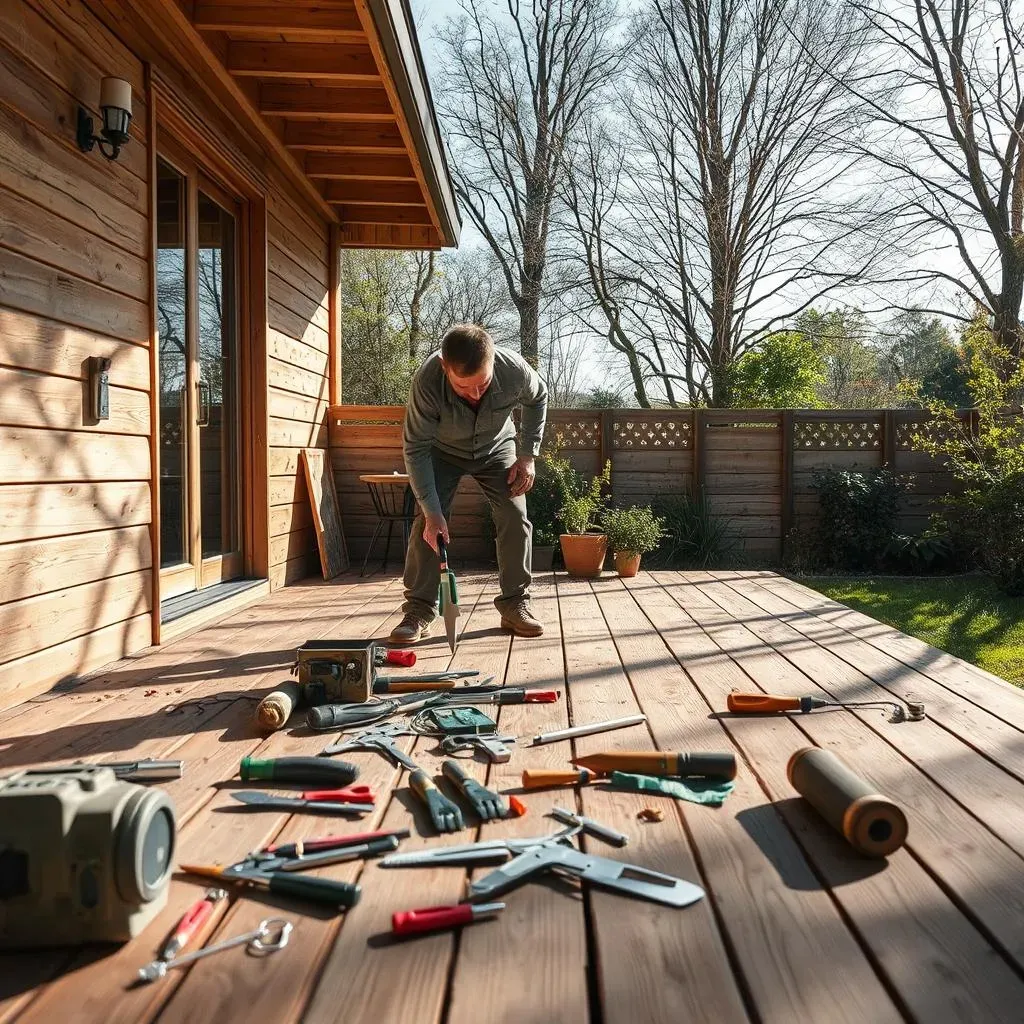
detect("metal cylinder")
[787,747,907,857]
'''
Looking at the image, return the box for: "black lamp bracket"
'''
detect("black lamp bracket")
[76,107,122,161]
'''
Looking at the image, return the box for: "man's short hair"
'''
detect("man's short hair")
[441,324,494,376]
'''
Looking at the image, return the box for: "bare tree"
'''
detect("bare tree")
[407,251,437,359]
[564,0,900,406]
[850,0,1024,358]
[436,0,621,366]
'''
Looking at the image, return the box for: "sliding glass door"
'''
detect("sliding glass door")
[156,151,243,599]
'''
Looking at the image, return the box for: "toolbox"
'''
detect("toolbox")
[292,639,377,706]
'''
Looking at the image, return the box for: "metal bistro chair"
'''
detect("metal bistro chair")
[359,473,417,577]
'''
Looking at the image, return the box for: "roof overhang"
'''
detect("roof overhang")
[182,0,461,248]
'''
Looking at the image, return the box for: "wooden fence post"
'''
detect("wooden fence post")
[780,410,795,553]
[598,409,613,473]
[693,410,706,493]
[882,410,896,467]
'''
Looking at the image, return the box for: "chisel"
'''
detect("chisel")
[726,691,924,723]
[572,751,737,780]
[438,536,460,653]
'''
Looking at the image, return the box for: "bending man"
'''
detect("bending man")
[390,324,547,643]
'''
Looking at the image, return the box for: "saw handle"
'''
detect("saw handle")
[727,692,803,714]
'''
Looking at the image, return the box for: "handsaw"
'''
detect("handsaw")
[437,535,459,653]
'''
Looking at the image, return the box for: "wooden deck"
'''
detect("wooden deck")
[3,569,1024,1024]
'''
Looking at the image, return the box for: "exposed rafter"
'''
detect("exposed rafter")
[259,84,394,120]
[321,180,424,204]
[303,152,417,180]
[284,121,405,153]
[194,2,365,39]
[227,42,380,80]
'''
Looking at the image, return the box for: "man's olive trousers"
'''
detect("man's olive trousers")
[402,446,532,621]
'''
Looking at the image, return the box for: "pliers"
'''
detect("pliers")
[440,760,506,821]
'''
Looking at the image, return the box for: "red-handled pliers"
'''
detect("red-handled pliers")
[159,887,227,960]
[392,901,505,937]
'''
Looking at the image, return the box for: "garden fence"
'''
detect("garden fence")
[328,405,994,566]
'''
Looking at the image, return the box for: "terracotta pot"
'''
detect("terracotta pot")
[560,533,608,577]
[614,551,642,578]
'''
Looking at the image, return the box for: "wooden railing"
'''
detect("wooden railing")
[329,405,990,565]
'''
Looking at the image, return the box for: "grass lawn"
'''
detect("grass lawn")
[798,574,1024,688]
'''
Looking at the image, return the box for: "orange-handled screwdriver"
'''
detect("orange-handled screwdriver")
[726,690,924,722]
[727,692,812,714]
[521,768,597,790]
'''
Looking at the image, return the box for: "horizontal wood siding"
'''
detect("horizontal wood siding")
[0,0,152,703]
[0,0,343,700]
[266,201,331,588]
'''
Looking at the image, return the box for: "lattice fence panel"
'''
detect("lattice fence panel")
[544,416,601,449]
[896,417,963,449]
[794,420,881,450]
[614,417,692,449]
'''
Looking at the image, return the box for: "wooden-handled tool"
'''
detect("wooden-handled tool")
[521,768,597,790]
[409,769,464,833]
[726,690,924,722]
[572,751,737,780]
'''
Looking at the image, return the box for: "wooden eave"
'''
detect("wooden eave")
[165,0,461,248]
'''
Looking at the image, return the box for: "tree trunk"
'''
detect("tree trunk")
[518,286,541,368]
[995,242,1024,360]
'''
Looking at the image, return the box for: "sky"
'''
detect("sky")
[405,0,995,395]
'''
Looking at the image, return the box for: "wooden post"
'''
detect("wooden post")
[780,410,795,554]
[328,224,342,406]
[882,410,896,467]
[693,410,706,494]
[599,407,614,471]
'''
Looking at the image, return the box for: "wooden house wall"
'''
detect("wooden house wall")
[0,0,334,705]
[0,0,153,705]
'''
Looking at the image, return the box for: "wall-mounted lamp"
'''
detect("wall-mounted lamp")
[77,77,132,161]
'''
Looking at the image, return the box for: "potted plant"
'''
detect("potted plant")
[557,460,612,577]
[602,505,666,577]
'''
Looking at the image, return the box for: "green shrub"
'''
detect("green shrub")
[811,468,909,571]
[526,461,563,547]
[883,531,958,573]
[648,491,737,569]
[601,506,666,555]
[955,472,1024,595]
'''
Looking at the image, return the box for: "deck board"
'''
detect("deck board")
[3,570,1024,1023]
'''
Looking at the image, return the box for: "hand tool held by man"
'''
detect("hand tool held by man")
[437,536,460,654]
[391,326,547,646]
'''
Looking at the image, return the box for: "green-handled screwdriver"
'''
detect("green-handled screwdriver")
[239,755,358,786]
[180,863,361,909]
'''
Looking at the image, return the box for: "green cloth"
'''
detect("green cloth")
[609,771,735,807]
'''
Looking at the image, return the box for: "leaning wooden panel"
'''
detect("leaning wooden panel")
[300,447,349,578]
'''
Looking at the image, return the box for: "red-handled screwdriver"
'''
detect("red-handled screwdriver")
[392,901,505,937]
[159,888,227,960]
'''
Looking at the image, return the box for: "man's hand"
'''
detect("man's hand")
[423,512,450,554]
[507,455,537,498]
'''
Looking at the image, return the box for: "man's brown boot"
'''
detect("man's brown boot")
[389,614,432,644]
[500,601,544,638]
